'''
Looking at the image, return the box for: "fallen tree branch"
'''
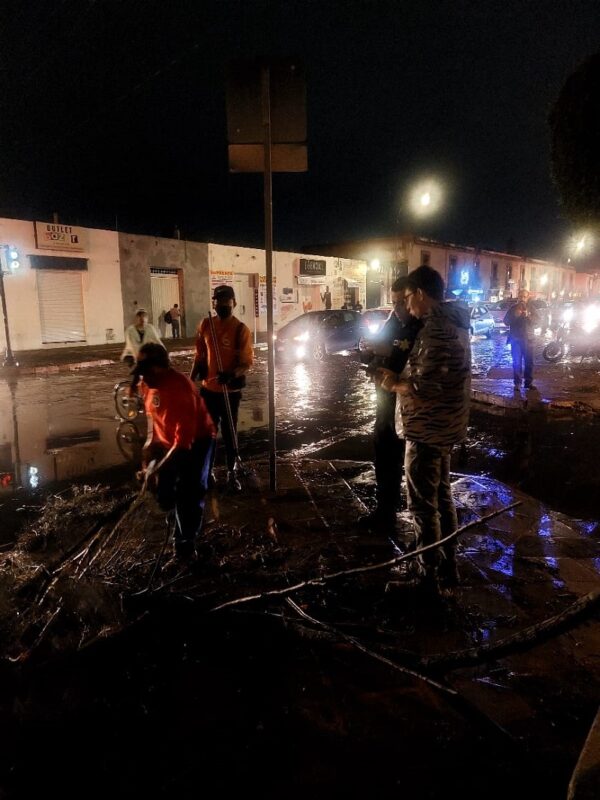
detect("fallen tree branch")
[285,597,454,694]
[210,500,522,612]
[417,587,600,671]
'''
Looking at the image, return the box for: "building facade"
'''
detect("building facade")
[0,217,124,353]
[0,216,367,353]
[314,234,580,305]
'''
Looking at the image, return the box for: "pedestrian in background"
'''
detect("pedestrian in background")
[168,303,181,337]
[377,266,471,596]
[504,289,538,391]
[190,285,253,492]
[359,277,421,532]
[135,343,216,561]
[121,309,163,367]
[320,285,332,310]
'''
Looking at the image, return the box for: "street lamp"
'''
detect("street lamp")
[568,231,594,260]
[0,245,20,367]
[407,178,444,218]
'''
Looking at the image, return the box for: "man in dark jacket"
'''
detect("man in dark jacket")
[503,289,538,390]
[378,266,471,594]
[359,279,421,531]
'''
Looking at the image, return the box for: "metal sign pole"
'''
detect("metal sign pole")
[261,65,276,491]
[0,270,17,367]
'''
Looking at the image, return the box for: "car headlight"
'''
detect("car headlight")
[368,322,381,334]
[582,305,600,334]
[562,308,574,322]
[293,331,310,342]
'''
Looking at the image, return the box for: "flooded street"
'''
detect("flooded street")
[1,334,599,544]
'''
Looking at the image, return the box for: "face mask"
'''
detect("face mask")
[215,305,233,319]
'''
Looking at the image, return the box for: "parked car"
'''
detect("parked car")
[488,298,515,329]
[469,303,495,337]
[274,310,365,362]
[357,307,393,350]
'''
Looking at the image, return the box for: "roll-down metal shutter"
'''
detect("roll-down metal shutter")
[37,270,86,343]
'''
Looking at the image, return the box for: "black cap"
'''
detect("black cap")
[213,284,235,301]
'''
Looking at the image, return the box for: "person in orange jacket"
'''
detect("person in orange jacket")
[190,285,253,492]
[134,343,216,561]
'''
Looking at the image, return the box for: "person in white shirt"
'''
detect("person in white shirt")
[121,309,164,367]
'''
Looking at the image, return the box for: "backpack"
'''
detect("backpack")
[164,310,172,324]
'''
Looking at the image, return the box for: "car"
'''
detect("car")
[274,310,365,362]
[358,307,393,349]
[469,303,495,337]
[488,298,515,329]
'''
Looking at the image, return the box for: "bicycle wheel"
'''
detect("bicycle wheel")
[114,380,141,420]
[116,421,145,462]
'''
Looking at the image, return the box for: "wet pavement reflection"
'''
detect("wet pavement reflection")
[1,333,598,537]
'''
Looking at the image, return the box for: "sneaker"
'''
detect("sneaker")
[227,470,242,493]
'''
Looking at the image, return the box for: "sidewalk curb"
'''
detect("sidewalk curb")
[7,341,268,377]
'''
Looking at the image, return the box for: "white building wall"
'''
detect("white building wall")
[0,218,123,352]
[208,243,367,331]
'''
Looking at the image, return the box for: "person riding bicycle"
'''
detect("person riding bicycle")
[121,309,164,368]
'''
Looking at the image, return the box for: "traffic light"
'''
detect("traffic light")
[8,246,20,271]
[1,245,20,273]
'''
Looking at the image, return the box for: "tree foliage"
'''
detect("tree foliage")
[549,52,600,227]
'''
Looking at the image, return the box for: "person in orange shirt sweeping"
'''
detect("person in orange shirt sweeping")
[190,285,253,492]
[134,343,216,561]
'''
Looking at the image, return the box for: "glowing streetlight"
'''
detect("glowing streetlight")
[370,258,380,271]
[407,178,443,218]
[568,231,594,259]
[540,274,548,286]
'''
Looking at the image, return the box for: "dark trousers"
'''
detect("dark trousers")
[201,388,242,471]
[510,338,534,386]
[171,319,180,337]
[155,438,215,547]
[404,440,457,575]
[374,387,404,512]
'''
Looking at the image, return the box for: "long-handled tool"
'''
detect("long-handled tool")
[206,310,260,491]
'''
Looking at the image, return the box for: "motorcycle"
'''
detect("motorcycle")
[543,305,600,363]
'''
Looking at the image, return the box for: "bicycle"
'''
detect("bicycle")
[113,379,144,420]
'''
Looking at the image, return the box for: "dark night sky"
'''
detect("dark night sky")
[0,0,598,260]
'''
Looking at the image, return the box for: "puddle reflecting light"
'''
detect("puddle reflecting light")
[293,362,311,396]
[28,465,39,489]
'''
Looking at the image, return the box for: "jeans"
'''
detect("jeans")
[374,387,404,513]
[200,388,242,471]
[154,437,215,548]
[510,338,534,386]
[404,440,458,575]
[171,319,180,337]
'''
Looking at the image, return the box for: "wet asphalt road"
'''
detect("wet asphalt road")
[1,332,599,537]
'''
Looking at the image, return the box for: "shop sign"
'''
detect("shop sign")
[34,221,86,252]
